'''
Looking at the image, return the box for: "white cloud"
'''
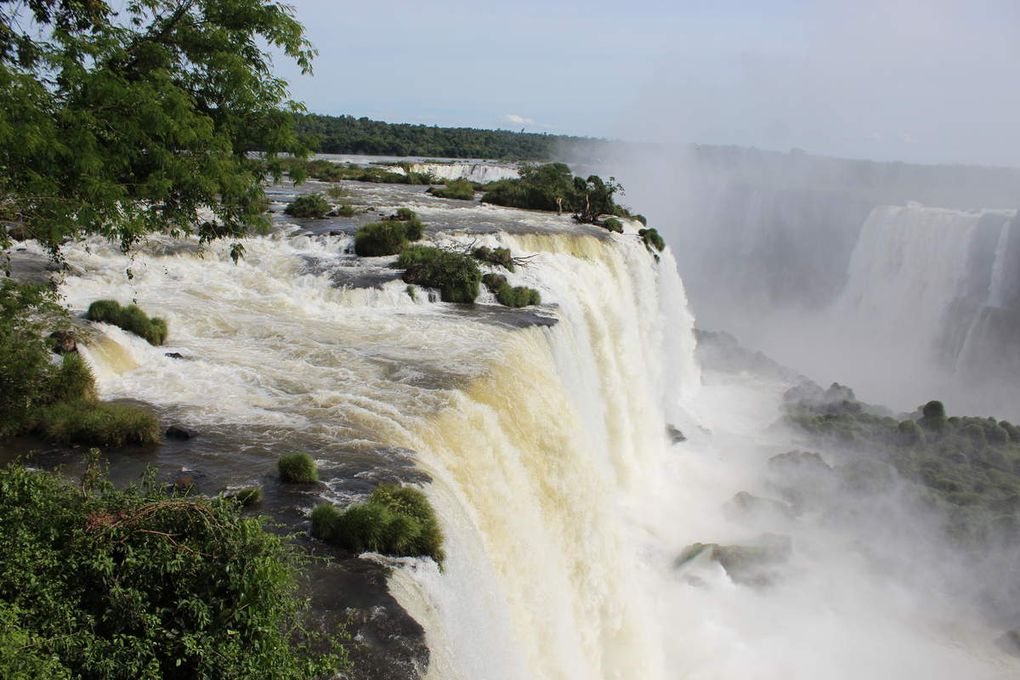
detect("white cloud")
[503,113,536,127]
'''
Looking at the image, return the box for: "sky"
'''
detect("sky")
[275,0,1020,167]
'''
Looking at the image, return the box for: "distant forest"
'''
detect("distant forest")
[294,113,594,160]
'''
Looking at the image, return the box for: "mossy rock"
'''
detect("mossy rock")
[675,534,792,587]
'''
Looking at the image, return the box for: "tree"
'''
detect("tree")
[0,0,315,255]
[572,174,623,224]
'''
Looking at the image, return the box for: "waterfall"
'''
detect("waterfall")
[55,224,702,679]
[387,233,699,680]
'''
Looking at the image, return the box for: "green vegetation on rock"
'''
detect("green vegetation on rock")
[0,458,345,679]
[473,246,515,271]
[398,246,481,303]
[311,484,444,563]
[354,221,410,257]
[2,282,157,447]
[35,400,160,447]
[639,227,666,252]
[482,273,541,308]
[86,300,168,346]
[481,163,627,224]
[784,382,1020,544]
[277,453,319,484]
[284,193,331,219]
[601,217,623,233]
[427,179,475,200]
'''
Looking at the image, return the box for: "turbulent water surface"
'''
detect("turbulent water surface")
[30,161,1020,679]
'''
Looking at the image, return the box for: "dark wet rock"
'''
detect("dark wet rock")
[165,425,198,440]
[170,471,198,493]
[723,491,795,521]
[675,533,793,587]
[164,352,187,360]
[694,328,807,382]
[49,330,78,354]
[666,424,686,443]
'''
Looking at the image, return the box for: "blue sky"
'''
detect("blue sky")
[276,0,1020,167]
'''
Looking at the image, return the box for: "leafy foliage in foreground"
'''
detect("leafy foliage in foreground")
[0,459,346,679]
[0,0,315,254]
[784,383,1020,543]
[398,246,481,303]
[86,300,168,346]
[311,484,444,563]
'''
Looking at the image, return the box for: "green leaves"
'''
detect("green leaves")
[0,460,347,678]
[1,0,315,253]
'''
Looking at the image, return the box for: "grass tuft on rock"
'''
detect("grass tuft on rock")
[86,299,168,345]
[278,452,318,484]
[311,484,444,563]
[399,246,481,303]
[33,400,160,447]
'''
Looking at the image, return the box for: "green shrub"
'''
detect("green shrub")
[495,285,541,308]
[278,452,318,484]
[0,460,345,679]
[602,217,623,233]
[34,400,160,447]
[473,246,515,271]
[398,246,481,303]
[897,420,925,447]
[388,207,425,241]
[311,484,444,562]
[482,272,540,307]
[354,221,409,257]
[325,185,349,200]
[639,227,666,252]
[335,204,357,217]
[482,273,508,291]
[45,353,97,404]
[86,300,168,345]
[283,193,331,218]
[427,179,475,200]
[920,400,947,431]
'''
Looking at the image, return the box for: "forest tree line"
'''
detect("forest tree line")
[293,113,598,160]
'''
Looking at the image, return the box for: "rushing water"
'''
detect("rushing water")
[33,166,1020,679]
